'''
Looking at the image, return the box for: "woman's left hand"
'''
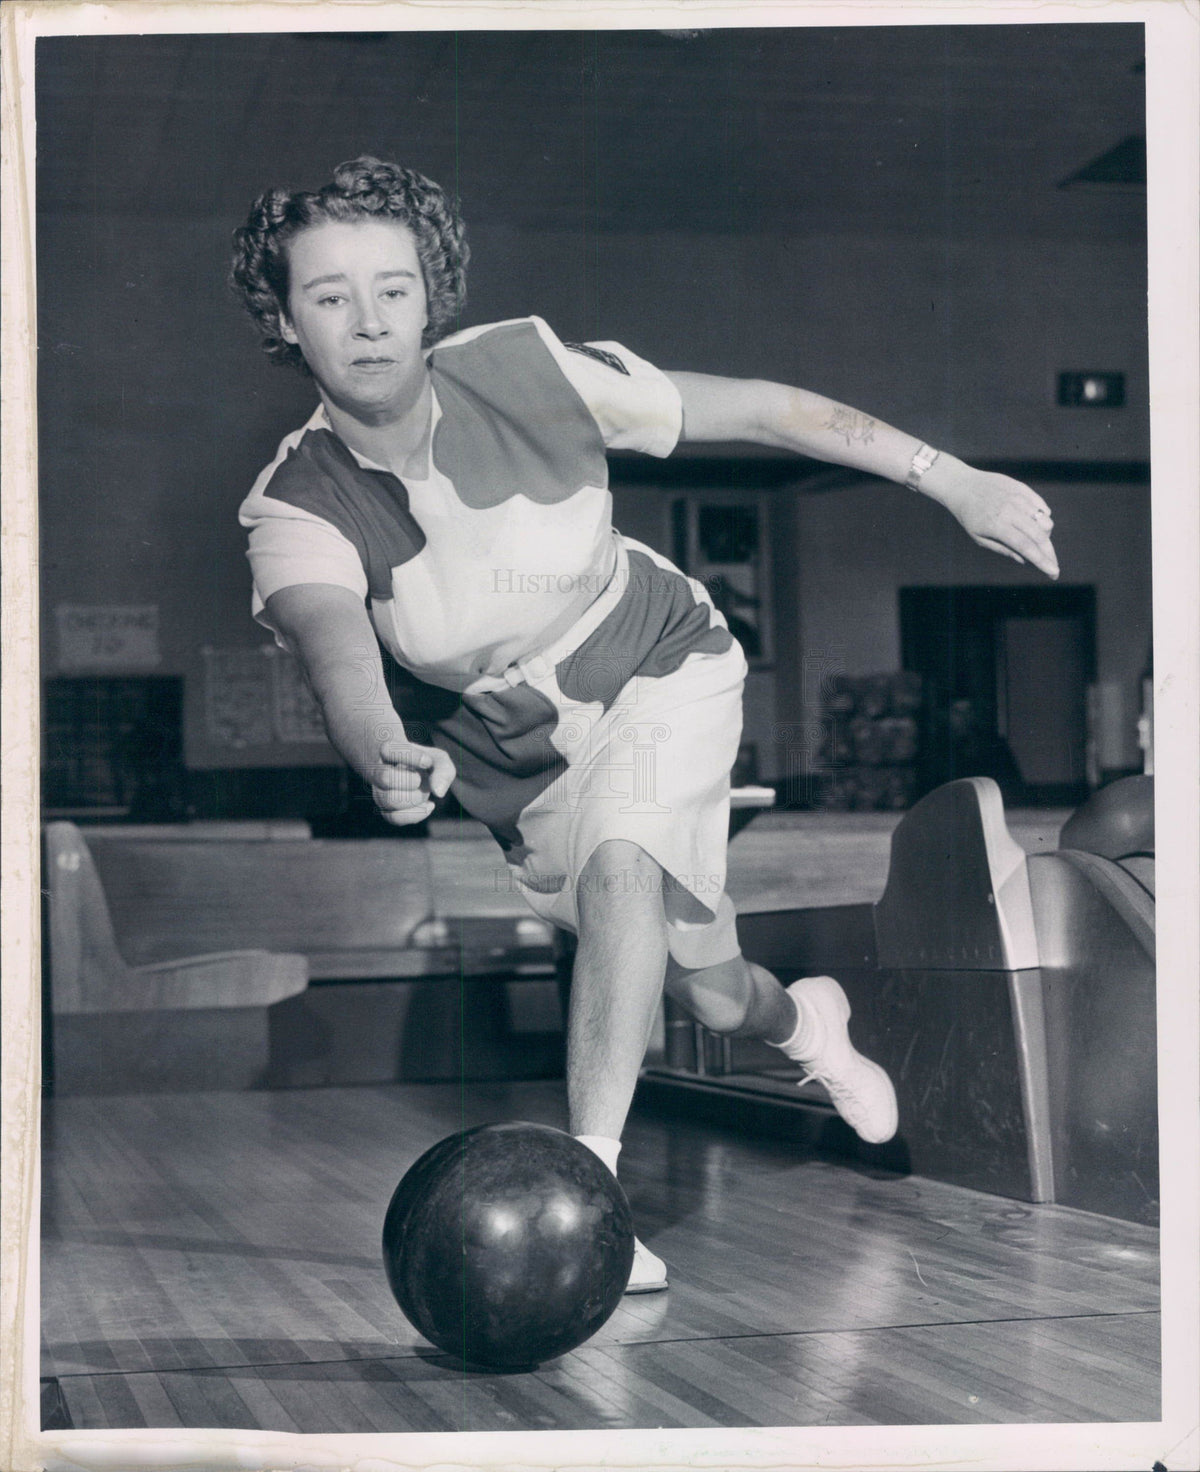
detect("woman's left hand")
[922,458,1060,579]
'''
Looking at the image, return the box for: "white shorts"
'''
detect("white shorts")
[430,536,748,969]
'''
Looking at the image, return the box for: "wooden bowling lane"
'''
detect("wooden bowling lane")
[41,1080,1159,1432]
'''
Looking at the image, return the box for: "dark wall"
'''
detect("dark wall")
[35,26,1150,776]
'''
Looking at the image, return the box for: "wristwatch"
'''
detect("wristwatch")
[905,443,941,491]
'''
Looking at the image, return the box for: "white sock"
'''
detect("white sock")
[578,1135,663,1283]
[771,986,819,1061]
[575,1134,622,1177]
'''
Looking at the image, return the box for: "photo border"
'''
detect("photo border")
[3,3,1196,1469]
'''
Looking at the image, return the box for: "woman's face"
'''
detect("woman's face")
[279,217,430,421]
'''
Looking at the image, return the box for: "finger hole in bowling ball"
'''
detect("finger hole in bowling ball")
[382,1122,636,1371]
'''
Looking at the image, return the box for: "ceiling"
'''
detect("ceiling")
[36,23,1146,239]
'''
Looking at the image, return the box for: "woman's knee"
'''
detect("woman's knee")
[664,953,752,1034]
[577,839,664,922]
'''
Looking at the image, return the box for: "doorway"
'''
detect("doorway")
[900,586,1097,806]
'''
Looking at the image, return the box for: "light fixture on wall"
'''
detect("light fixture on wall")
[1057,373,1126,409]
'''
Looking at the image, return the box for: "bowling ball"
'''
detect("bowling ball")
[382,1122,635,1369]
[1060,774,1154,860]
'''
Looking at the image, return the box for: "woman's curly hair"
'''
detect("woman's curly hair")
[230,156,469,371]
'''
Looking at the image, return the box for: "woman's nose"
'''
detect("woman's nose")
[352,301,388,337]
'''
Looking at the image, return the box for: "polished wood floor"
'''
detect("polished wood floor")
[41,1079,1159,1431]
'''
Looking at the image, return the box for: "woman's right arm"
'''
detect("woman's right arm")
[265,583,455,826]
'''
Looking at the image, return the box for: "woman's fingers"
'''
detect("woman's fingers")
[379,739,426,766]
[997,505,1059,578]
[379,799,436,827]
[974,534,1025,564]
[372,783,435,826]
[374,763,431,805]
[1018,486,1054,523]
[974,482,1059,578]
[990,524,1058,577]
[373,742,457,814]
[427,748,456,798]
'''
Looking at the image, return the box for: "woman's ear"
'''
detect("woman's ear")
[278,310,299,346]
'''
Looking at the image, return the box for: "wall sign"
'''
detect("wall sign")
[202,646,274,749]
[55,604,160,672]
[202,644,327,748]
[265,644,328,743]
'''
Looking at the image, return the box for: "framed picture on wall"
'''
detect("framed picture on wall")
[670,491,774,668]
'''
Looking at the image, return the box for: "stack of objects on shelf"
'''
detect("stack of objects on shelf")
[816,672,923,811]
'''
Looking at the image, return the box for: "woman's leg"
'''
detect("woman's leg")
[565,837,674,1293]
[567,838,670,1140]
[663,951,796,1042]
[665,951,899,1144]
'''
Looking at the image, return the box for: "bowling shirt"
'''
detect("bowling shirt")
[240,317,747,962]
[241,316,683,690]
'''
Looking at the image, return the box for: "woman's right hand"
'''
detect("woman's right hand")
[369,740,457,826]
[263,584,457,823]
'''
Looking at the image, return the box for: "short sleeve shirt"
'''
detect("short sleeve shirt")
[239,317,683,690]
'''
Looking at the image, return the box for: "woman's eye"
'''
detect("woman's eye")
[318,295,344,307]
[382,289,407,300]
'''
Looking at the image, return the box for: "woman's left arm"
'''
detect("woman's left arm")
[665,370,1059,579]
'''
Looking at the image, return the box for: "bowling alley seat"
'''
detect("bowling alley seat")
[45,821,563,1093]
[43,821,309,1094]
